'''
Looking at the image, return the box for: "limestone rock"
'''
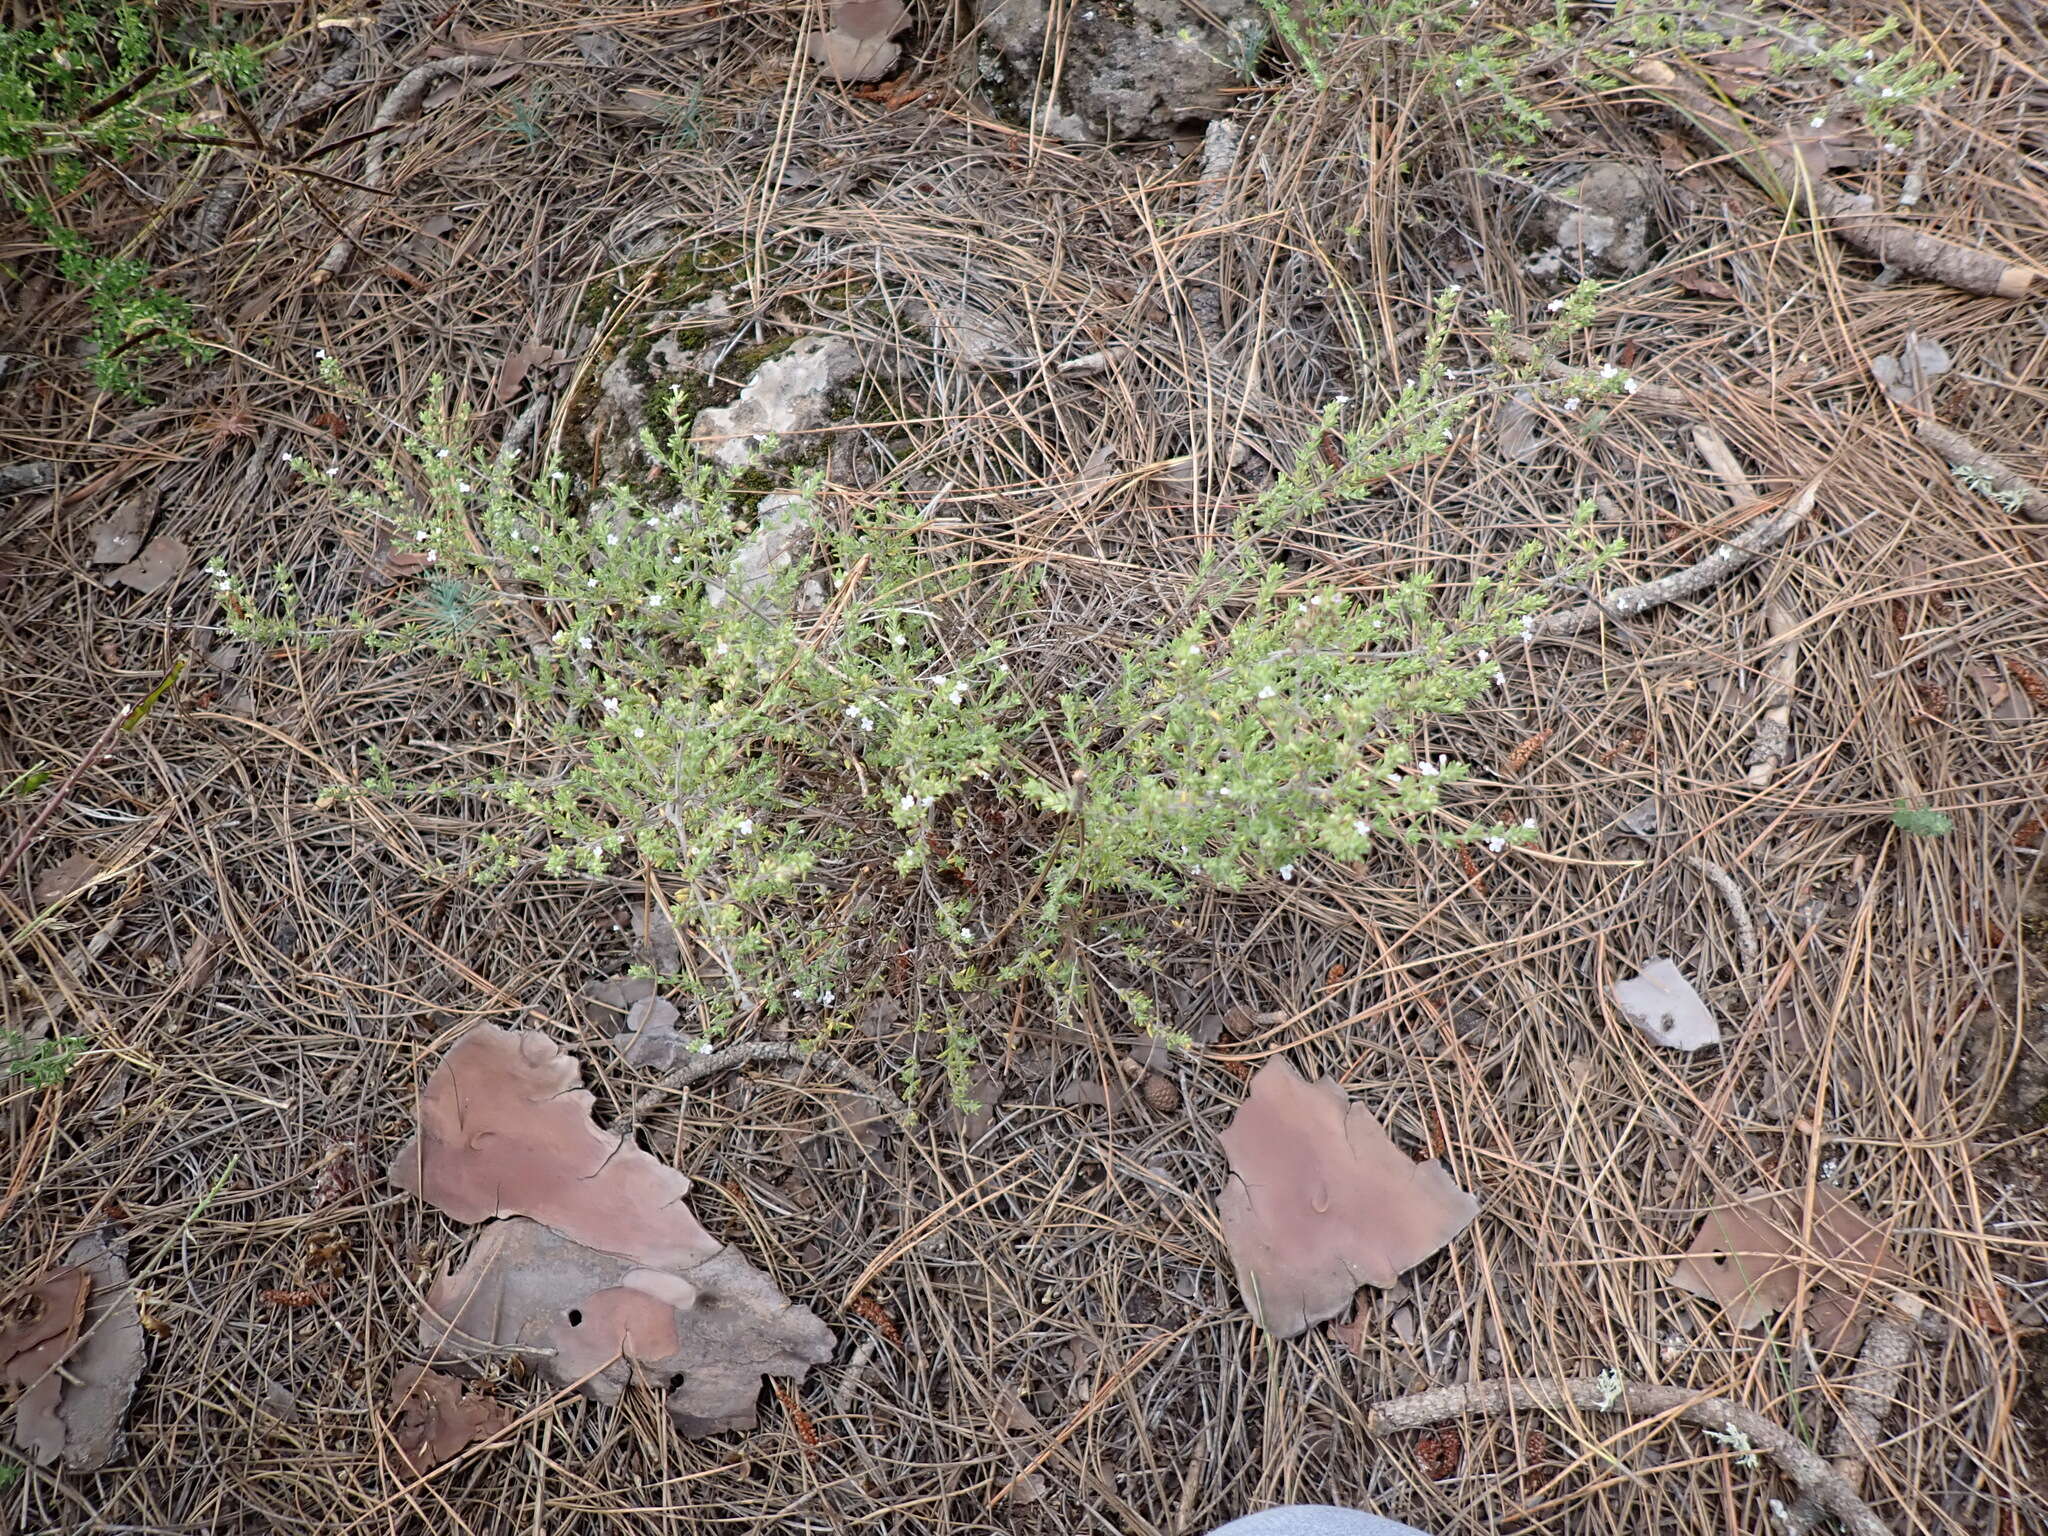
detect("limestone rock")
[1523,162,1667,277]
[691,337,862,469]
[970,0,1265,143]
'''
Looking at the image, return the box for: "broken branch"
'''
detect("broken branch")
[1631,60,2039,299]
[1916,421,2048,522]
[316,55,504,280]
[623,1039,906,1125]
[1524,480,1820,646]
[1367,1375,1889,1536]
[1781,1296,1933,1534]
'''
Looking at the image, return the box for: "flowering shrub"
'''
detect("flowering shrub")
[221,323,1609,1096]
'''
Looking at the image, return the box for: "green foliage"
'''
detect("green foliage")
[1890,803,1952,837]
[2,762,52,799]
[2,1032,88,1087]
[0,0,253,394]
[222,362,1604,1077]
[0,1459,18,1491]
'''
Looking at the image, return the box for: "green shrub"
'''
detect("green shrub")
[221,309,1608,1094]
[0,1,256,394]
[2,1032,87,1087]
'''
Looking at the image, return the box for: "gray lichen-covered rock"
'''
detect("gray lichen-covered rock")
[691,336,862,469]
[970,0,1265,142]
[1523,162,1668,277]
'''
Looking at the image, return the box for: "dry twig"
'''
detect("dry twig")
[315,55,506,279]
[1366,1376,1891,1536]
[1631,60,2040,299]
[1523,481,1820,645]
[1915,421,2048,522]
[623,1039,906,1125]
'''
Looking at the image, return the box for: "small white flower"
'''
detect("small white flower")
[860,716,874,732]
[1257,686,1276,699]
[888,633,906,647]
[1476,648,1490,662]
[1562,396,1582,411]
[1600,363,1619,380]
[631,727,646,739]
[950,687,967,705]
[1880,86,1895,98]
[995,662,1010,674]
[845,704,862,718]
[1547,297,1566,311]
[606,533,620,546]
[552,469,567,481]
[1810,115,1827,127]
[602,697,620,714]
[314,348,327,360]
[794,988,808,1001]
[957,927,975,943]
[1278,864,1295,881]
[1519,614,1536,636]
[713,641,729,656]
[214,580,231,594]
[457,481,474,494]
[645,593,663,608]
[1623,377,1641,395]
[578,635,594,651]
[1521,815,1538,829]
[425,550,438,563]
[900,793,917,811]
[932,674,948,689]
[820,989,835,1005]
[415,530,430,541]
[1218,786,1234,797]
[736,818,754,836]
[1493,669,1506,687]
[552,630,568,645]
[436,448,451,460]
[1309,594,1324,607]
[530,544,541,554]
[1418,759,1439,777]
[586,577,598,587]
[692,1038,714,1056]
[323,464,340,478]
[1187,644,1201,657]
[1353,819,1370,836]
[919,795,933,807]
[1486,835,1507,853]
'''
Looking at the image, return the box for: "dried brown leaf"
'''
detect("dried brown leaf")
[1612,958,1721,1052]
[1870,333,1952,409]
[492,341,560,408]
[387,1365,514,1473]
[422,1217,835,1436]
[807,0,908,81]
[2,1268,90,1464]
[1216,1059,1477,1337]
[1779,113,1876,180]
[388,1024,723,1270]
[50,1229,145,1470]
[612,994,685,1068]
[32,850,99,906]
[108,534,191,595]
[89,493,153,565]
[1670,1187,1895,1353]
